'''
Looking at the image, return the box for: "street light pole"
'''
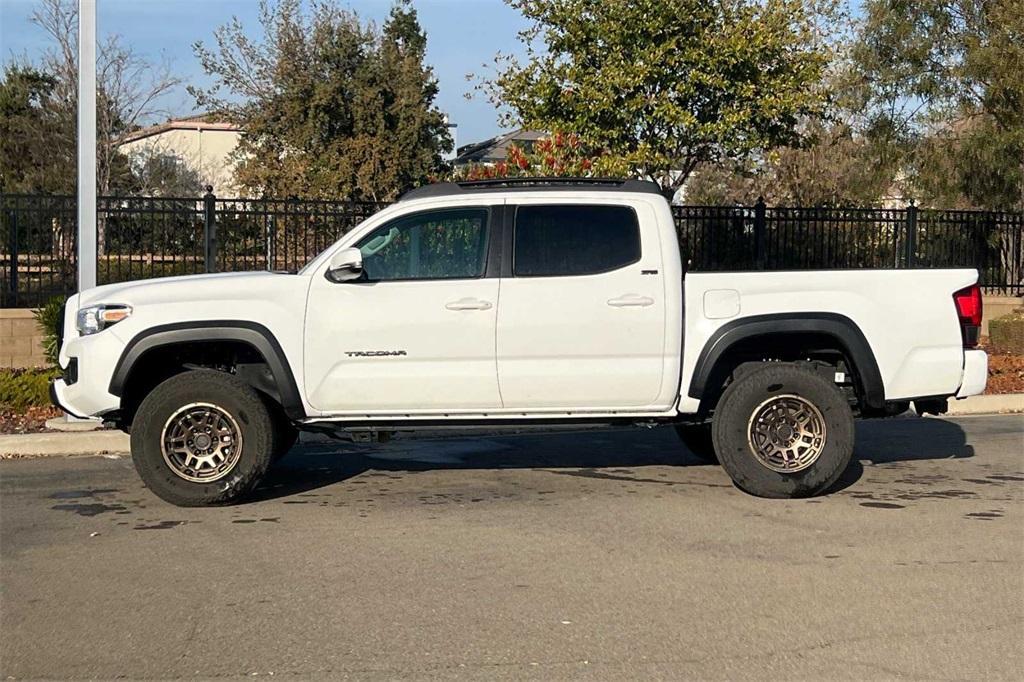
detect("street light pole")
[77,0,97,292]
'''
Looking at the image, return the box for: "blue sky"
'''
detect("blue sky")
[0,0,532,146]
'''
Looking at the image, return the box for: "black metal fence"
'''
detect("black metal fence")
[2,191,1022,307]
[675,201,1024,288]
[1,191,386,307]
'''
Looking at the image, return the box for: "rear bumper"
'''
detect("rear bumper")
[956,350,988,398]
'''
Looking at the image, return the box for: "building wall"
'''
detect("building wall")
[119,127,243,196]
[0,309,48,369]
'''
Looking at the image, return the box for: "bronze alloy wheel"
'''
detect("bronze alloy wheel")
[746,394,827,473]
[161,402,243,483]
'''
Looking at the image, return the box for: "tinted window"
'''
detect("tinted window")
[514,205,640,277]
[355,209,489,281]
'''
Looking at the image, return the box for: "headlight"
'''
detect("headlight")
[76,304,132,336]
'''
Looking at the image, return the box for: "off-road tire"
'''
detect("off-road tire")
[674,423,718,463]
[712,363,854,498]
[131,370,275,506]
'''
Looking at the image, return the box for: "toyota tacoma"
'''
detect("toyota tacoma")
[51,178,988,505]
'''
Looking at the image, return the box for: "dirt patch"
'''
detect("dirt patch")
[982,341,1024,394]
[0,406,62,434]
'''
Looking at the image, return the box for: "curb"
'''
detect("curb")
[0,431,129,457]
[942,393,1024,415]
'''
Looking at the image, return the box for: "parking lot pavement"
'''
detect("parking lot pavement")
[1,414,1022,680]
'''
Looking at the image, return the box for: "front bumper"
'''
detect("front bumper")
[49,380,89,419]
[956,350,988,398]
[52,326,126,418]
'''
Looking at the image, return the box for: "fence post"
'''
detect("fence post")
[754,196,767,269]
[203,186,217,273]
[7,208,18,306]
[905,199,917,268]
[266,214,276,272]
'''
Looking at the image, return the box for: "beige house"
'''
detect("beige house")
[117,114,243,195]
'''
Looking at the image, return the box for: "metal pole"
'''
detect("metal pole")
[266,214,275,272]
[77,0,97,292]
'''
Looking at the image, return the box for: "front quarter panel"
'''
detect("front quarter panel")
[56,272,316,419]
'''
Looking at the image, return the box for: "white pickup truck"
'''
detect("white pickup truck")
[51,178,988,506]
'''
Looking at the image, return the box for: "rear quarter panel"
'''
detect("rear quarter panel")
[679,269,977,412]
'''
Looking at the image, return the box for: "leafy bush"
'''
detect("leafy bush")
[0,368,58,410]
[32,296,66,369]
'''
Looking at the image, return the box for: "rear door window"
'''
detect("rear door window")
[513,205,641,277]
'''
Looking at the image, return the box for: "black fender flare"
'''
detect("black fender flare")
[108,321,306,420]
[687,312,885,409]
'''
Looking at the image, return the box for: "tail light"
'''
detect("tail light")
[953,284,982,348]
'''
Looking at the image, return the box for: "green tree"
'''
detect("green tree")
[685,120,899,207]
[192,0,451,201]
[0,65,67,194]
[482,0,831,197]
[850,0,1024,209]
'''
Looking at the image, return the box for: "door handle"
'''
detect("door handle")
[445,297,493,311]
[607,294,654,308]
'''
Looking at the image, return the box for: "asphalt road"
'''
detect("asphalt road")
[2,414,1022,680]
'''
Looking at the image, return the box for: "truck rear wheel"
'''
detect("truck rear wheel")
[130,370,275,506]
[711,363,853,498]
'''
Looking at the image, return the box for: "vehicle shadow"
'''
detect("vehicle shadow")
[828,416,973,493]
[251,416,973,502]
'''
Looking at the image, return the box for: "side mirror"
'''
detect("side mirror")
[326,247,364,282]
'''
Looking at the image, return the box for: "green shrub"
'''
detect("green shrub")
[32,296,66,369]
[0,368,59,410]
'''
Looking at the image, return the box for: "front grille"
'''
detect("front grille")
[63,357,78,385]
[55,302,67,353]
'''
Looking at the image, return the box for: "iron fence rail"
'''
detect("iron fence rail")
[674,202,1022,293]
[2,191,1022,308]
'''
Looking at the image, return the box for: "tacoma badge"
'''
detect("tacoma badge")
[345,350,408,358]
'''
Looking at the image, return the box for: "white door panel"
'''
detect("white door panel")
[305,279,501,412]
[304,206,501,414]
[497,275,665,408]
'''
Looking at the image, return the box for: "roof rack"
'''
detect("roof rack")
[400,177,662,201]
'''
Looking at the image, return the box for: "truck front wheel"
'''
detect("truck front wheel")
[711,363,854,498]
[130,370,276,506]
